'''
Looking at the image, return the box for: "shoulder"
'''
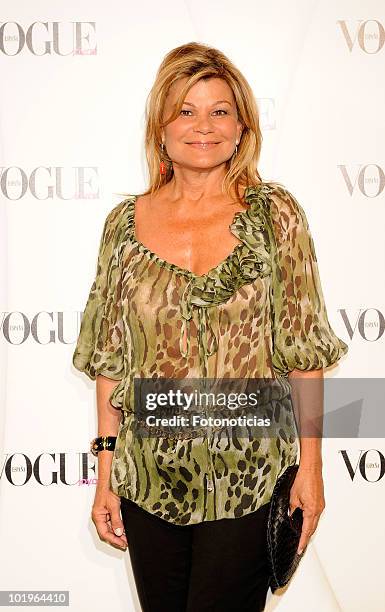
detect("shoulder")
[100,194,137,239]
[247,181,305,215]
[104,194,136,229]
[261,184,317,260]
[260,182,311,237]
[97,195,136,257]
[262,182,305,216]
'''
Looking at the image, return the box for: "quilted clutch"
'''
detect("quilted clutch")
[267,464,304,593]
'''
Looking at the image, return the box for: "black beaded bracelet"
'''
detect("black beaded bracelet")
[90,436,117,457]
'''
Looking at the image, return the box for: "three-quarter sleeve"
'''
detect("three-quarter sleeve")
[268,186,348,376]
[72,207,125,381]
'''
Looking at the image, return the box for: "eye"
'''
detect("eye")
[180,109,229,116]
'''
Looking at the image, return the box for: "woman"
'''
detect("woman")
[72,42,348,611]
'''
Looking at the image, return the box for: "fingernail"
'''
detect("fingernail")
[298,548,303,555]
[114,527,123,536]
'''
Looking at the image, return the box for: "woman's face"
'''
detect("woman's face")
[161,77,243,172]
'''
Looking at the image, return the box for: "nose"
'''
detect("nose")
[193,114,215,134]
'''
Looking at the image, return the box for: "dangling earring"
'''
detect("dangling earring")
[160,143,167,175]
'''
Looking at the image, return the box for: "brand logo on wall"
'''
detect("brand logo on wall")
[338,165,385,197]
[340,450,385,482]
[1,311,88,344]
[0,167,100,199]
[337,20,385,54]
[0,22,97,55]
[1,452,98,486]
[339,309,384,342]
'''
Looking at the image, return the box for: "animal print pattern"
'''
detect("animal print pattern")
[72,183,348,525]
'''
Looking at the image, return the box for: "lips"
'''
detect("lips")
[187,142,219,149]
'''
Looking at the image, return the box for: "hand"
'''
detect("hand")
[91,487,128,551]
[288,465,325,555]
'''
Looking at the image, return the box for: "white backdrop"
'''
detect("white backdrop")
[0,1,384,610]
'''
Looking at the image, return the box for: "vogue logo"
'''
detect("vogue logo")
[1,311,87,345]
[0,166,100,200]
[0,21,96,55]
[340,309,385,342]
[338,20,385,54]
[0,453,97,486]
[340,450,385,482]
[338,165,385,197]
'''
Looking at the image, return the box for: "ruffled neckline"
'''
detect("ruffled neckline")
[122,182,274,281]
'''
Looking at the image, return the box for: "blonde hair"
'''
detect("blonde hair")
[120,42,274,201]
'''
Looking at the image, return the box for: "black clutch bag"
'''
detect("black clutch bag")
[267,464,304,593]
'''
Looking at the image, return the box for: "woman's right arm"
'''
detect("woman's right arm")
[91,374,128,551]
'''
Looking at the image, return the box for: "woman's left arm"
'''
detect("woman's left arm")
[288,366,325,555]
[267,186,349,555]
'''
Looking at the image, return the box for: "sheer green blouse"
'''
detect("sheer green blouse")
[72,183,348,525]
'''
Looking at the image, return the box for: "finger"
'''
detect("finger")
[100,521,128,549]
[106,523,128,548]
[106,495,128,540]
[106,521,128,547]
[93,515,127,550]
[302,507,322,537]
[288,501,302,517]
[297,514,315,554]
[110,508,126,538]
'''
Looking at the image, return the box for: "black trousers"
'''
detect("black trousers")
[120,496,272,612]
